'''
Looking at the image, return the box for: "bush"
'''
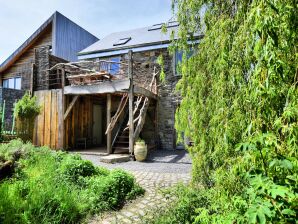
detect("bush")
[14,92,41,142]
[144,185,205,224]
[0,140,144,223]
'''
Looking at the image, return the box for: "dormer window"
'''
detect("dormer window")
[113,37,131,46]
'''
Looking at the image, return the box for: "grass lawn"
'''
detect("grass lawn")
[0,140,144,224]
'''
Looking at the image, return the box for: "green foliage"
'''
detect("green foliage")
[14,92,40,119]
[136,138,146,145]
[144,185,206,224]
[0,140,144,223]
[168,0,298,223]
[157,54,166,82]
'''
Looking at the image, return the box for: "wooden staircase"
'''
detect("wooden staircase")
[112,96,150,153]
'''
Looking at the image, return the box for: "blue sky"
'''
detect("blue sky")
[0,0,173,63]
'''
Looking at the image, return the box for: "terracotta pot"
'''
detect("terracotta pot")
[134,142,147,161]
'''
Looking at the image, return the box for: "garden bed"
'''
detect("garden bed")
[0,140,144,223]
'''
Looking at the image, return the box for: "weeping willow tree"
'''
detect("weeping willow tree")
[14,93,40,142]
[172,0,297,222]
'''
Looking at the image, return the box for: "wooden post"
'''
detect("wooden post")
[128,50,134,155]
[58,67,65,149]
[106,94,112,154]
[30,63,35,96]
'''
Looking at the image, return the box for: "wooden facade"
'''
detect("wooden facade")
[0,11,98,133]
[1,25,52,90]
[33,90,63,149]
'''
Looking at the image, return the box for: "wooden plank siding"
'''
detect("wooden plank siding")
[1,25,53,90]
[53,12,99,62]
[33,89,61,149]
[64,95,94,149]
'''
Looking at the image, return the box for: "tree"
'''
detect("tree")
[173,0,297,222]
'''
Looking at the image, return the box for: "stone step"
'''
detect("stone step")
[99,154,131,163]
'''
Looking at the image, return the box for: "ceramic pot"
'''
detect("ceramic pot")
[134,142,147,161]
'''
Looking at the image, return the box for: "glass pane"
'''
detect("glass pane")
[8,78,14,89]
[3,79,8,88]
[15,78,21,90]
[110,57,120,75]
[175,50,183,76]
[176,50,183,64]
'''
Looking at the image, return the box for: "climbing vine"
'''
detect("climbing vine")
[172,0,297,223]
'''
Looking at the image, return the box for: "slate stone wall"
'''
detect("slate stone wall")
[85,49,182,150]
[127,49,181,150]
[0,87,26,131]
[34,46,50,91]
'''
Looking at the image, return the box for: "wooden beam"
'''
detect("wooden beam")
[64,79,130,95]
[106,94,112,154]
[64,95,79,120]
[134,86,157,100]
[58,67,66,149]
[128,50,134,155]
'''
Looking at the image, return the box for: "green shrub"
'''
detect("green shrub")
[60,155,99,183]
[0,140,144,223]
[144,185,206,224]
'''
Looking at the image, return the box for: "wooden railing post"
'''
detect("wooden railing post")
[107,94,112,154]
[128,50,134,155]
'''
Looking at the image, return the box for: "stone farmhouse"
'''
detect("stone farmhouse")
[0,12,201,155]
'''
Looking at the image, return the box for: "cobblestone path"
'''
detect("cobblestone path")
[90,171,191,224]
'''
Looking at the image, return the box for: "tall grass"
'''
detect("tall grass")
[0,140,144,224]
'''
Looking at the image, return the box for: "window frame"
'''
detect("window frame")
[2,77,22,90]
[173,50,183,76]
[173,49,195,76]
[109,57,121,75]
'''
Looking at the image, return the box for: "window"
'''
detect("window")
[109,57,121,75]
[113,37,131,46]
[2,77,22,89]
[173,50,194,76]
[148,23,164,31]
[174,50,183,76]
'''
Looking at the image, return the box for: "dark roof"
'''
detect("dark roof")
[78,22,202,57]
[0,11,98,73]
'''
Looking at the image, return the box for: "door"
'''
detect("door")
[93,104,103,145]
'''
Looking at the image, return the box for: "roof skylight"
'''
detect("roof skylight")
[113,37,131,46]
[148,23,164,31]
[167,21,179,28]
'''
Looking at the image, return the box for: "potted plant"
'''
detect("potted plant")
[134,138,147,161]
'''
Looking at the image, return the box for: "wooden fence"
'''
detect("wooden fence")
[33,89,63,149]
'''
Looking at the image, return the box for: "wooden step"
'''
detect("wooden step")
[115,141,129,144]
[112,146,129,150]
